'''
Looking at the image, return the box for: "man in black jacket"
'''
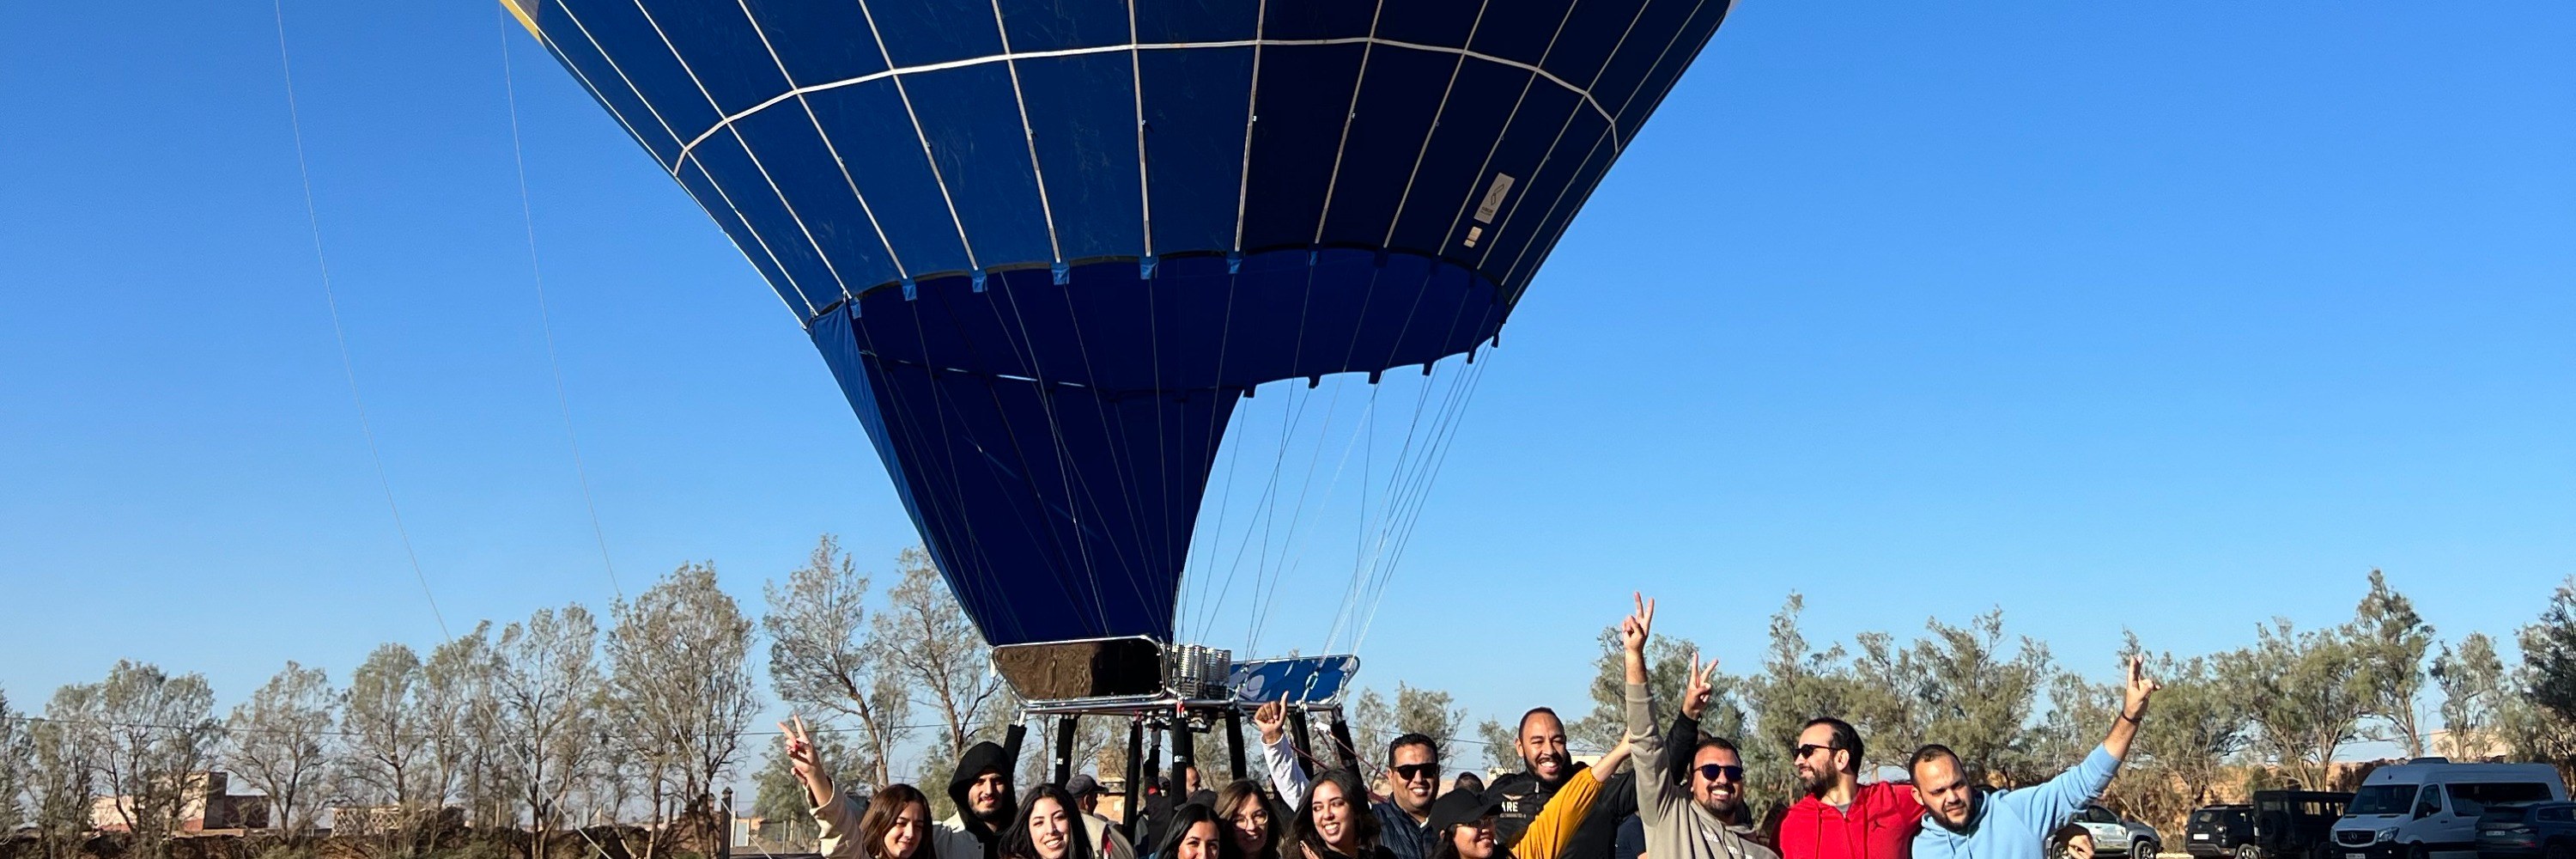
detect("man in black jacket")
[1487,705,1694,859]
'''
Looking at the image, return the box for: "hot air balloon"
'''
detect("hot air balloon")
[502,0,1729,790]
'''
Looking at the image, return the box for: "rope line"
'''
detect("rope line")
[272,0,448,642]
[498,8,623,600]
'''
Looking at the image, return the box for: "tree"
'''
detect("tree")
[1350,689,1391,772]
[2509,579,2576,765]
[1474,718,1519,771]
[65,661,222,859]
[2432,633,2505,758]
[26,706,92,859]
[876,548,1005,788]
[223,661,338,838]
[422,623,504,830]
[2222,620,2366,789]
[1911,609,2053,783]
[1570,624,1720,756]
[609,563,762,854]
[751,730,865,850]
[343,643,433,814]
[765,535,911,787]
[494,604,603,859]
[1389,684,1467,765]
[2137,651,2247,808]
[1844,631,1923,772]
[2520,576,2576,727]
[2350,570,2434,758]
[0,687,27,833]
[1744,594,1858,801]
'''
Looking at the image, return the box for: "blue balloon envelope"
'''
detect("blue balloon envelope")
[506,0,1733,648]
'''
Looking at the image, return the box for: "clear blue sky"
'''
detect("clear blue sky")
[3,1,2571,758]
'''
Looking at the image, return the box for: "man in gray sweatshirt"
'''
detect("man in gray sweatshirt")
[1621,594,1780,859]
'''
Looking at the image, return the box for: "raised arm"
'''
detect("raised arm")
[1592,739,1633,783]
[1656,652,1721,793]
[783,716,838,807]
[2015,656,2160,830]
[786,716,868,859]
[1621,594,1683,824]
[1255,697,1313,810]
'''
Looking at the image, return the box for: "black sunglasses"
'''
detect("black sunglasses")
[1696,764,1745,781]
[1795,743,1843,759]
[1393,763,1442,782]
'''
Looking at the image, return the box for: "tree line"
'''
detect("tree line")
[1337,570,2576,838]
[6,552,2576,859]
[0,537,1025,859]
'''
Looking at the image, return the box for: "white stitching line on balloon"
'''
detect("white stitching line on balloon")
[670,36,1623,169]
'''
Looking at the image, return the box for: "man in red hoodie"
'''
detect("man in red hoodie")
[1777,717,1921,859]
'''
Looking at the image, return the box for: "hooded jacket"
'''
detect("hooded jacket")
[1779,781,1922,859]
[1908,747,2118,859]
[1626,682,1781,859]
[939,741,1019,859]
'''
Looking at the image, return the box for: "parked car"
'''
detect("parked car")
[2330,760,2568,859]
[2190,804,2257,858]
[2251,790,2354,859]
[2476,801,2576,859]
[2074,804,2163,856]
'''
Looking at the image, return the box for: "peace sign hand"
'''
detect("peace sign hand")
[778,715,835,806]
[2121,655,2162,721]
[1620,592,1656,655]
[1681,650,1720,720]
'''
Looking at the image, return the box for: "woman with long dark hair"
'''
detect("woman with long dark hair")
[1212,779,1285,859]
[1001,783,1102,859]
[1293,769,1391,859]
[1159,803,1229,859]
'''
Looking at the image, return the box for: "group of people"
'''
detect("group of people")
[779,594,2163,859]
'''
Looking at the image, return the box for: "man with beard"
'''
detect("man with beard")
[1491,685,1713,856]
[1907,656,2160,859]
[1620,594,1779,859]
[938,740,1021,859]
[933,737,1123,856]
[1655,654,1756,833]
[1777,717,1918,859]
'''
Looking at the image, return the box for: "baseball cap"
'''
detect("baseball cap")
[1425,789,1503,836]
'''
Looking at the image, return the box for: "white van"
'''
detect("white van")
[2329,759,2567,859]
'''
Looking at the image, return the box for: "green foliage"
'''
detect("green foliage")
[2351,570,2436,757]
[0,686,27,833]
[223,661,338,838]
[2221,618,2367,789]
[2520,577,2576,727]
[1475,717,1518,771]
[1571,624,1715,755]
[751,730,866,825]
[765,534,912,788]
[609,562,762,849]
[1911,609,2055,783]
[2432,632,2505,758]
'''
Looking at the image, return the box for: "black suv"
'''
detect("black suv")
[2477,801,2576,859]
[2189,805,2257,859]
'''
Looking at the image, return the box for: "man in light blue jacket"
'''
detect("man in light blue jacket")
[1908,656,2161,859]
